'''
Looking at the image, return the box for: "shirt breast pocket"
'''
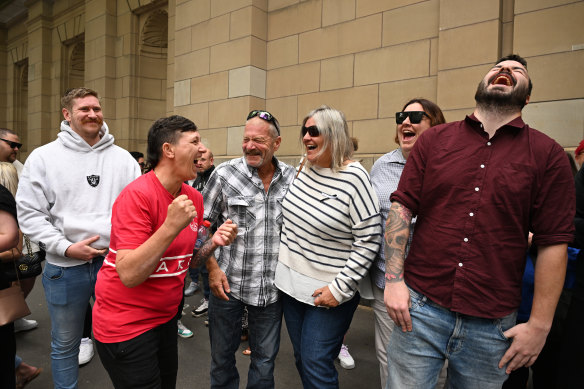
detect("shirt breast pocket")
[227,196,255,230]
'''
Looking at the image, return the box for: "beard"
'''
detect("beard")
[244,150,265,168]
[474,79,529,114]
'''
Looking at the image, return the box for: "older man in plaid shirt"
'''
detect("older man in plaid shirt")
[202,110,295,389]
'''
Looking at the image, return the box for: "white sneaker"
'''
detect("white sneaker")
[177,320,193,338]
[14,318,38,333]
[338,344,355,369]
[191,299,208,317]
[78,337,94,365]
[184,281,199,296]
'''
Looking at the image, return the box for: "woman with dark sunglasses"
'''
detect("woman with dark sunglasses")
[275,105,382,389]
[369,98,445,388]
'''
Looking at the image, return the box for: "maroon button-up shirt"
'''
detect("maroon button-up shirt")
[391,114,575,318]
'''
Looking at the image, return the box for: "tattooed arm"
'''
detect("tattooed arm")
[191,218,237,268]
[383,201,414,332]
[192,219,237,301]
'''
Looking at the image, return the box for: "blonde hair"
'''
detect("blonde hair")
[301,105,353,172]
[0,162,18,196]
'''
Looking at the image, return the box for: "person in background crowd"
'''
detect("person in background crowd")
[186,149,214,302]
[0,128,38,333]
[202,110,295,388]
[92,115,237,389]
[0,183,21,389]
[130,151,146,174]
[369,98,445,388]
[0,128,23,174]
[0,164,43,389]
[384,54,575,388]
[275,105,381,388]
[16,87,141,389]
[556,157,584,388]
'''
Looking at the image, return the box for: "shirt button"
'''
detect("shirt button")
[459,262,463,267]
[487,142,491,146]
[475,187,479,191]
[480,164,485,168]
[464,238,469,242]
[469,212,474,217]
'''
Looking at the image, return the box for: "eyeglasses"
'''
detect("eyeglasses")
[395,111,430,125]
[301,125,320,137]
[0,138,22,149]
[247,110,280,136]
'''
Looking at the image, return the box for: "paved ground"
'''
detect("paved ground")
[15,277,381,388]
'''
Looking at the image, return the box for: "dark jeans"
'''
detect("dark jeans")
[282,292,360,389]
[208,293,282,389]
[189,264,210,300]
[95,318,178,389]
[556,293,584,388]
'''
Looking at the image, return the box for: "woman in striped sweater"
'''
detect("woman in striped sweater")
[275,106,382,389]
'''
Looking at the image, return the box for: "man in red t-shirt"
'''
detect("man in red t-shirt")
[93,115,237,389]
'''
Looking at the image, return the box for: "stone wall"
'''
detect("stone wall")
[0,0,582,168]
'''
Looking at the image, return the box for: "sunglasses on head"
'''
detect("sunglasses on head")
[395,111,430,125]
[0,138,22,149]
[301,125,320,137]
[247,110,280,135]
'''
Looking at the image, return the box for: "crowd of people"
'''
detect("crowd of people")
[0,53,582,389]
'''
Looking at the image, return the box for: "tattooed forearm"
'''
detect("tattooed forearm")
[384,202,412,284]
[192,237,217,268]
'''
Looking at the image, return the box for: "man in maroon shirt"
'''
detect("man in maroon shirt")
[383,54,575,388]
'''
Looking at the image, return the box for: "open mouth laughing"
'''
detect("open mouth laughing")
[402,129,416,141]
[489,72,515,87]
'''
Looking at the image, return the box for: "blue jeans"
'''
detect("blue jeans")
[43,258,103,389]
[282,292,360,389]
[386,286,516,389]
[208,293,282,389]
[188,264,210,300]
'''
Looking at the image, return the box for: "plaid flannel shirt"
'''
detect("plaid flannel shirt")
[202,156,295,307]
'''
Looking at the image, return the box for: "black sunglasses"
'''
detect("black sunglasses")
[301,125,320,137]
[0,138,22,149]
[395,111,430,125]
[247,110,280,135]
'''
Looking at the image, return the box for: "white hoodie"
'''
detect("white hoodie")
[16,120,141,267]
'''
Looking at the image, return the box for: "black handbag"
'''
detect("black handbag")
[1,235,45,281]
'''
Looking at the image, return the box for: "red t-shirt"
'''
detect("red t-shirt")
[93,171,203,343]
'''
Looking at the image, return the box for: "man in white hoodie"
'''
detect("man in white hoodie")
[16,88,141,389]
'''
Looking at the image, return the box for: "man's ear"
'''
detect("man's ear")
[272,136,282,153]
[62,108,71,122]
[162,143,175,159]
[525,95,530,106]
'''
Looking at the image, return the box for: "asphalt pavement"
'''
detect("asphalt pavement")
[15,276,381,388]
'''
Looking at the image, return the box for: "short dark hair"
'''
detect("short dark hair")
[61,88,99,111]
[394,98,446,145]
[495,54,533,95]
[146,115,197,170]
[129,151,144,162]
